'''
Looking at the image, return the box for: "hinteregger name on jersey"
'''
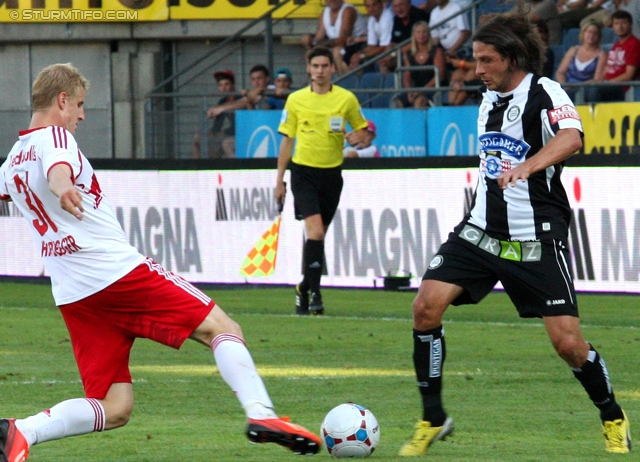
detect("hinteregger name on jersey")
[41,235,81,257]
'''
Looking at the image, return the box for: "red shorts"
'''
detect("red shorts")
[59,258,214,399]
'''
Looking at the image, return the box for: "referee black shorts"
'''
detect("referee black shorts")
[424,230,579,318]
[290,163,343,226]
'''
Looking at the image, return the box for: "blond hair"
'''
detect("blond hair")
[32,63,89,112]
[410,21,434,56]
[580,20,602,45]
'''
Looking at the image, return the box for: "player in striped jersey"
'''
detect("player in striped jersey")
[400,11,631,456]
[0,63,320,462]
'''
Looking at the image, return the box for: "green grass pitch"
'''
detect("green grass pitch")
[0,281,638,461]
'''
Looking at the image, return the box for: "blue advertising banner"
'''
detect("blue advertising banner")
[366,109,427,157]
[236,108,429,158]
[427,106,478,156]
[235,110,283,159]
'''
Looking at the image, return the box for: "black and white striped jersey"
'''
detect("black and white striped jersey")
[457,73,583,242]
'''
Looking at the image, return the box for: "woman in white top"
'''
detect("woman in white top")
[302,0,368,73]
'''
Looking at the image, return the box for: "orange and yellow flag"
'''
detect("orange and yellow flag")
[240,215,281,277]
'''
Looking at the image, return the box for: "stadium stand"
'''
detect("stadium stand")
[370,72,398,108]
[550,44,566,77]
[338,73,361,91]
[358,72,386,108]
[562,27,581,48]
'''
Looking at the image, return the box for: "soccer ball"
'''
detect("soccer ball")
[320,403,380,458]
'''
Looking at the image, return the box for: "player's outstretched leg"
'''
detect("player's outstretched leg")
[247,416,321,455]
[210,331,321,454]
[0,419,29,462]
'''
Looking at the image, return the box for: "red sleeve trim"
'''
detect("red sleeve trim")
[77,149,84,178]
[46,161,76,184]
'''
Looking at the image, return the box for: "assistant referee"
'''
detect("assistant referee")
[275,46,369,315]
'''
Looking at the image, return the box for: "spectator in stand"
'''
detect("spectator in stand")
[558,0,616,30]
[206,64,271,118]
[444,12,489,105]
[526,0,562,45]
[616,0,640,37]
[446,55,480,106]
[343,120,380,157]
[195,65,271,158]
[429,0,471,61]
[348,0,394,71]
[379,0,430,72]
[396,21,447,107]
[532,19,556,77]
[193,69,238,159]
[302,0,368,74]
[597,9,640,100]
[556,21,608,100]
[265,67,293,110]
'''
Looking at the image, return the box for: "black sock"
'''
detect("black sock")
[303,239,324,294]
[413,326,447,425]
[572,346,623,422]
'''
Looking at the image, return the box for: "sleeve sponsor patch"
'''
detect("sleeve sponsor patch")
[548,104,580,125]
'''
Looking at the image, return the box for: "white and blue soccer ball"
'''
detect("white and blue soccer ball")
[320,403,380,458]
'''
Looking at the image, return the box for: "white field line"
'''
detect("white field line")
[227,311,640,331]
[0,306,638,330]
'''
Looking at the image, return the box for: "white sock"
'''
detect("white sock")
[211,334,276,419]
[15,398,105,446]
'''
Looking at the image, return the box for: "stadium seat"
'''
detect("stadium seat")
[358,72,385,108]
[371,72,398,108]
[336,73,360,91]
[601,42,614,52]
[550,44,566,78]
[562,28,581,48]
[477,0,511,16]
[601,27,616,45]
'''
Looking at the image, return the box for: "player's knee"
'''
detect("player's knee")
[412,295,427,314]
[552,336,587,366]
[197,306,244,344]
[103,402,133,430]
[218,314,242,337]
[110,410,132,429]
[412,296,441,327]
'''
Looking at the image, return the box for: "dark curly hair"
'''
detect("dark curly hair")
[472,11,546,75]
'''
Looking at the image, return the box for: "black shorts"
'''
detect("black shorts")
[424,230,578,318]
[290,163,343,226]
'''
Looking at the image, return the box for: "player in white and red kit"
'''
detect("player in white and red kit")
[0,63,321,462]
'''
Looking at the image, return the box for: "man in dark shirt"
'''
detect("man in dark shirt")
[193,69,239,158]
[380,0,430,70]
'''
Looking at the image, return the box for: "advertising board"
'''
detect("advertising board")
[1,166,639,293]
